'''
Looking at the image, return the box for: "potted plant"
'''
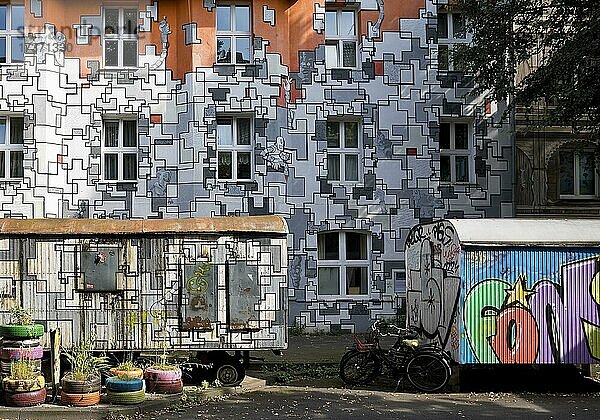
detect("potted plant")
[0,307,44,340]
[2,357,46,407]
[61,339,109,407]
[106,373,145,405]
[108,360,143,379]
[144,354,183,394]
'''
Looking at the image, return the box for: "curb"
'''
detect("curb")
[0,376,266,420]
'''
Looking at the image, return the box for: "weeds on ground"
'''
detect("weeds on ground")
[261,362,338,385]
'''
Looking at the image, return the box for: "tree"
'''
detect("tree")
[454,0,600,135]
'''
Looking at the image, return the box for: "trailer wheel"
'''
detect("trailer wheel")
[216,361,245,387]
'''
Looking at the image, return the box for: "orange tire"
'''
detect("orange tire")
[109,367,143,379]
[60,391,101,407]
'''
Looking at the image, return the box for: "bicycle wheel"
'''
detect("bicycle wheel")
[406,352,450,392]
[339,350,381,386]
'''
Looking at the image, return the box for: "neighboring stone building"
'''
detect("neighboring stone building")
[0,0,512,332]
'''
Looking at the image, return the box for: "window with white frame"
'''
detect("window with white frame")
[439,121,472,183]
[318,231,370,297]
[327,121,360,182]
[0,116,24,179]
[217,117,253,180]
[103,119,138,181]
[437,7,468,71]
[216,3,251,64]
[0,3,24,64]
[559,150,597,199]
[103,7,138,68]
[325,8,357,69]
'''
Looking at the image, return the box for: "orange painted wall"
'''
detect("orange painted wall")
[253,1,290,65]
[286,0,323,73]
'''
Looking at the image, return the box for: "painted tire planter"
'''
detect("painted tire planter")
[2,375,45,393]
[144,367,182,381]
[0,324,44,339]
[60,391,101,407]
[4,387,46,407]
[145,378,183,394]
[106,377,144,392]
[61,375,101,394]
[107,389,145,405]
[1,346,44,360]
[1,359,41,374]
[1,338,40,348]
[109,367,144,379]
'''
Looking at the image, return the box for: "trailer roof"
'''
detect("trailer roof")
[448,218,600,246]
[0,215,288,236]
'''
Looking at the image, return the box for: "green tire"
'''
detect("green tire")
[107,389,146,405]
[0,324,45,339]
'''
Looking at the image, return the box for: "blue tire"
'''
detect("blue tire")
[105,377,143,392]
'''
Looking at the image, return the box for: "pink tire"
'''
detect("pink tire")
[1,346,44,360]
[144,367,182,381]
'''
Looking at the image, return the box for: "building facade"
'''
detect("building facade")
[0,0,512,332]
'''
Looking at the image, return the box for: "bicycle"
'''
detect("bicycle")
[339,320,452,392]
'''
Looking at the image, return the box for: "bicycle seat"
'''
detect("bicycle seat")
[401,339,419,349]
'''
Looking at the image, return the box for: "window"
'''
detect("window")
[216,4,251,64]
[318,231,369,297]
[437,8,468,71]
[326,121,360,182]
[103,119,138,181]
[0,116,24,179]
[0,3,25,64]
[104,7,138,68]
[217,117,253,180]
[439,121,472,183]
[325,9,357,69]
[559,150,597,199]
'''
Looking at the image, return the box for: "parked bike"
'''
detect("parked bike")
[339,320,451,392]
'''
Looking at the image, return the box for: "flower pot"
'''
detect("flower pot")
[145,378,183,394]
[2,375,45,393]
[60,391,100,407]
[106,376,143,392]
[61,374,101,394]
[109,367,143,379]
[144,366,182,381]
[4,387,46,407]
[107,389,145,405]
[0,324,44,339]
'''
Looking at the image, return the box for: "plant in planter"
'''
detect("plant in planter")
[0,307,44,377]
[144,354,183,394]
[2,357,46,407]
[0,306,45,339]
[108,359,143,379]
[106,373,145,405]
[61,339,109,407]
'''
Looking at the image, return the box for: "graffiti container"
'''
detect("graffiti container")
[405,219,600,365]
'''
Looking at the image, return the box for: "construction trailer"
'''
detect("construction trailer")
[0,215,288,383]
[405,219,600,365]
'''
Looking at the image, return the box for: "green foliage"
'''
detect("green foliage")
[454,0,600,135]
[117,360,138,371]
[9,306,33,325]
[63,339,109,381]
[116,373,139,381]
[10,358,37,380]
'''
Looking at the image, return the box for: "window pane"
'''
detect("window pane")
[347,267,368,295]
[453,13,466,39]
[9,151,23,178]
[217,120,233,145]
[11,5,24,31]
[579,152,596,195]
[438,44,449,70]
[235,37,251,64]
[11,37,24,62]
[325,11,337,37]
[216,6,231,32]
[318,267,340,295]
[217,37,231,63]
[105,9,119,35]
[10,117,24,145]
[237,119,251,145]
[325,43,339,68]
[123,153,137,180]
[235,5,250,32]
[123,120,137,147]
[440,155,451,182]
[218,151,232,179]
[122,41,138,67]
[124,9,138,35]
[0,151,4,178]
[346,233,367,260]
[0,119,6,144]
[0,37,5,63]
[105,40,119,66]
[0,6,6,31]
[104,121,119,147]
[455,123,469,149]
[345,154,359,181]
[342,41,356,68]
[344,122,359,148]
[559,151,575,195]
[438,13,448,39]
[340,11,355,37]
[439,123,450,149]
[328,153,340,181]
[104,154,118,180]
[456,156,469,182]
[237,152,251,179]
[318,232,339,260]
[327,122,340,148]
